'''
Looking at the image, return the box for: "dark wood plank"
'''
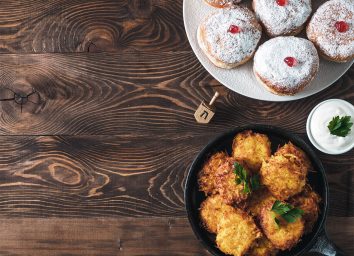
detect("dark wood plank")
[0,135,187,218]
[326,217,354,255]
[0,135,351,217]
[0,52,352,136]
[0,217,208,256]
[0,52,204,135]
[0,217,350,256]
[0,0,188,53]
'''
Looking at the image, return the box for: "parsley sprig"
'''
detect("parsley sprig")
[328,115,353,137]
[271,200,304,226]
[233,162,260,194]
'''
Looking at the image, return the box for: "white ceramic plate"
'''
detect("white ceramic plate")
[183,0,353,101]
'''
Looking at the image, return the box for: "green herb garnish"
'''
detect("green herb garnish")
[233,162,260,194]
[271,200,304,225]
[234,162,247,184]
[328,115,353,137]
[250,174,261,191]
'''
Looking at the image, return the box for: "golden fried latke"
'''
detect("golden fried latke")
[259,202,305,250]
[198,152,229,195]
[215,159,249,204]
[216,208,261,256]
[247,188,277,217]
[275,142,312,171]
[248,236,279,256]
[260,151,307,200]
[232,130,271,172]
[290,185,321,234]
[199,194,235,234]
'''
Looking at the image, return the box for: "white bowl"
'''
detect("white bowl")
[306,99,354,155]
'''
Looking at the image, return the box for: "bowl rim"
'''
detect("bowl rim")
[184,125,329,256]
[306,99,354,155]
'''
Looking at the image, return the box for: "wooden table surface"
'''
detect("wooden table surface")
[0,0,352,255]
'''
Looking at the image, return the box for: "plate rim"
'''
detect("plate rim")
[182,0,353,102]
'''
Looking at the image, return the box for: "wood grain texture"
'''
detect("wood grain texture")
[0,217,208,256]
[326,217,354,255]
[0,0,188,53]
[0,135,187,217]
[0,134,351,218]
[0,217,350,256]
[0,53,352,136]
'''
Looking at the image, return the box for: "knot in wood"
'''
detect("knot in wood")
[49,163,82,186]
[82,29,116,52]
[14,93,28,105]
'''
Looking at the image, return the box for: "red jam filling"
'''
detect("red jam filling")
[228,25,240,34]
[335,21,349,33]
[276,0,287,6]
[284,57,297,67]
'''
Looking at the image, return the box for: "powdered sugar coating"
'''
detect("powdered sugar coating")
[307,0,354,61]
[254,0,312,36]
[199,7,262,65]
[254,37,319,89]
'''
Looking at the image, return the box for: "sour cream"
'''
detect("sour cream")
[307,99,354,155]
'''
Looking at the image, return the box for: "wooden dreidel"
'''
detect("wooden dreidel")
[194,91,220,124]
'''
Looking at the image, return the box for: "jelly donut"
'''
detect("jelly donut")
[307,0,354,63]
[197,7,262,69]
[204,0,241,8]
[253,37,319,96]
[253,0,312,37]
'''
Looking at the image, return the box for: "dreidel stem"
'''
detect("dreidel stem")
[209,91,219,106]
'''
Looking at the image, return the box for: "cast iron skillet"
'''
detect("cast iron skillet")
[185,125,346,256]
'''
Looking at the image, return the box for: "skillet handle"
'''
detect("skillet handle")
[309,229,346,256]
